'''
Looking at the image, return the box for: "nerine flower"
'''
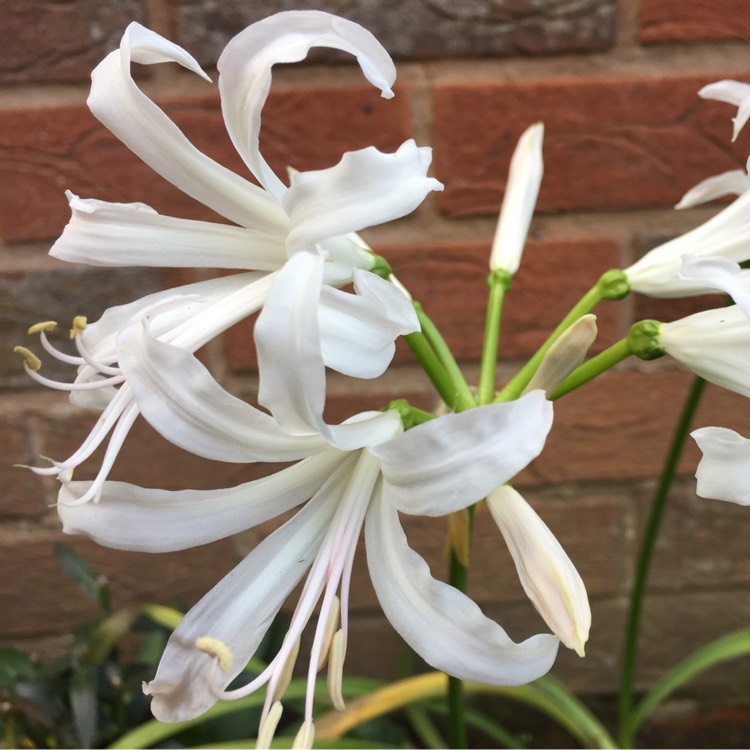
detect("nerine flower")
[57,258,560,739]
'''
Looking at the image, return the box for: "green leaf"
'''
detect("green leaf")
[55,544,106,604]
[86,609,139,666]
[632,627,750,732]
[0,648,37,689]
[70,665,98,749]
[141,604,184,631]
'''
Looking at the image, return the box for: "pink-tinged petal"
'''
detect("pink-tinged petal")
[58,449,345,551]
[692,426,750,505]
[371,391,553,516]
[283,140,443,254]
[217,10,396,200]
[117,308,328,462]
[51,193,285,270]
[487,486,590,656]
[144,456,356,722]
[88,22,286,232]
[318,270,419,379]
[365,486,559,685]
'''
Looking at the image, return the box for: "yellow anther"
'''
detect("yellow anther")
[70,316,88,339]
[27,321,58,335]
[292,720,315,750]
[327,629,346,712]
[14,346,41,371]
[317,595,341,672]
[270,635,300,702]
[195,636,233,671]
[256,701,284,750]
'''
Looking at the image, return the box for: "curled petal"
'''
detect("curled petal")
[52,193,285,270]
[217,10,397,200]
[145,456,356,722]
[677,255,750,318]
[283,140,443,254]
[699,80,750,141]
[371,391,553,516]
[58,449,345,551]
[692,426,750,505]
[675,169,750,210]
[117,308,328,462]
[487,486,590,656]
[88,22,285,232]
[365,486,559,685]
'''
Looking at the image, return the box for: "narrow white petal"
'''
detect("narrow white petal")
[699,80,750,141]
[117,312,328,462]
[318,270,419,379]
[144,456,356,722]
[692,426,750,505]
[371,391,553,516]
[88,23,286,232]
[487,486,590,656]
[217,10,397,199]
[677,255,750,318]
[490,123,544,274]
[51,193,285,270]
[283,140,443,254]
[365,487,559,685]
[58,449,345,550]
[675,169,750,210]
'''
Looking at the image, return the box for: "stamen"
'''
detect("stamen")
[270,635,301,703]
[73,335,122,376]
[292,720,315,750]
[70,316,87,339]
[256,701,283,750]
[14,346,41,371]
[38,329,85,366]
[316,594,340,672]
[327,629,346,712]
[195,636,233,671]
[27,321,58,335]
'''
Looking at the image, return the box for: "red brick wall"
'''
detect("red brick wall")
[3,0,750,707]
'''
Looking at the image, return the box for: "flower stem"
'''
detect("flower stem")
[477,269,512,405]
[496,269,630,403]
[618,375,706,748]
[549,339,632,400]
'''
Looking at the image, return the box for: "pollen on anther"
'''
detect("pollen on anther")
[14,346,41,371]
[70,316,88,339]
[27,321,58,335]
[195,636,233,671]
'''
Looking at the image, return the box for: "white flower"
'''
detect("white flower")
[624,187,750,298]
[676,254,750,318]
[692,426,750,506]
[489,123,544,275]
[658,305,750,397]
[699,79,750,142]
[675,164,750,210]
[487,486,590,656]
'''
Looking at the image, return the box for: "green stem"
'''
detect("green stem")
[404,331,457,408]
[496,269,629,403]
[414,302,476,411]
[618,375,706,748]
[477,269,512,405]
[549,339,632,400]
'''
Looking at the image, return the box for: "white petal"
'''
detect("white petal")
[677,255,750,318]
[365,487,559,685]
[487,486,590,656]
[318,270,419,379]
[117,311,328,462]
[699,80,750,141]
[692,426,750,505]
[659,306,750,397]
[283,140,443,254]
[51,193,285,270]
[57,449,345,550]
[675,169,750,210]
[490,123,544,274]
[217,10,397,199]
[144,456,356,722]
[371,391,554,516]
[88,23,286,232]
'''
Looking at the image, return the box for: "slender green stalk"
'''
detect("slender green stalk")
[404,331,457,408]
[618,375,706,748]
[549,339,632,400]
[477,269,512,405]
[415,302,476,411]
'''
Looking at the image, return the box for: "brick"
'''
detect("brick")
[0,2,148,84]
[0,87,412,243]
[0,527,239,639]
[2,267,165,388]
[639,0,750,44]
[522,369,750,485]
[176,0,616,67]
[0,417,48,519]
[434,74,749,218]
